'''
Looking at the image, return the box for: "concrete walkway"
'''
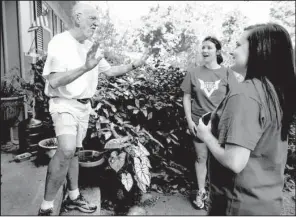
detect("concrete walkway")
[1,149,101,216]
[1,151,64,215]
[145,192,207,215]
[3,147,294,216]
[59,165,102,215]
[100,191,207,216]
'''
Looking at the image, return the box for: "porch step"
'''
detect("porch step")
[59,166,102,215]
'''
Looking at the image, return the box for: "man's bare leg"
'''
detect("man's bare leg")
[66,154,79,191]
[44,134,76,201]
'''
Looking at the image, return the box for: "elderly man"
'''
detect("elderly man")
[38,3,150,215]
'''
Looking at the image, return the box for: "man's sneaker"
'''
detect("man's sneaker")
[64,194,97,213]
[38,207,53,216]
[193,190,208,209]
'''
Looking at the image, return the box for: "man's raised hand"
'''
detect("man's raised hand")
[132,47,152,68]
[84,41,104,71]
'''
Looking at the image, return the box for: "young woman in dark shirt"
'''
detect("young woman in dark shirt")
[195,23,296,215]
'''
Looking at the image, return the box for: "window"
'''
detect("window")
[56,17,62,34]
[52,13,57,35]
[60,19,64,32]
[61,20,65,32]
[30,1,68,52]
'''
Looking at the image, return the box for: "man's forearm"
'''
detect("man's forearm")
[47,65,87,89]
[105,64,133,77]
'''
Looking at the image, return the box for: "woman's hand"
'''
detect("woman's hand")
[196,118,212,142]
[188,120,198,137]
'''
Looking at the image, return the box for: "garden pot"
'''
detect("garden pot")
[78,150,106,187]
[0,96,25,126]
[38,137,58,158]
[77,150,105,168]
[0,96,25,143]
[18,111,44,153]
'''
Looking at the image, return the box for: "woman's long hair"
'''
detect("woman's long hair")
[244,23,296,140]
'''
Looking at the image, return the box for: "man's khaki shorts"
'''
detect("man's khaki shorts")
[51,112,89,148]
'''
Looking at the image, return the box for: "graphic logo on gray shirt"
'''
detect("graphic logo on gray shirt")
[198,79,221,97]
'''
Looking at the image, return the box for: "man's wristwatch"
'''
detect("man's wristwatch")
[131,64,137,70]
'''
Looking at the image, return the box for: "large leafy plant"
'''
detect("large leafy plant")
[87,60,194,195]
[102,125,152,193]
[89,60,189,159]
[1,56,49,117]
[89,101,155,193]
[0,67,31,130]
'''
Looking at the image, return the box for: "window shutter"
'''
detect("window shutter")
[36,1,43,51]
[52,13,57,35]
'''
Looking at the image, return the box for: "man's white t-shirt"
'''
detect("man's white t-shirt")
[43,31,111,99]
[42,31,111,115]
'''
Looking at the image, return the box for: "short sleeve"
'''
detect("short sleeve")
[180,70,192,94]
[218,94,263,150]
[42,39,67,78]
[228,67,244,83]
[97,58,111,74]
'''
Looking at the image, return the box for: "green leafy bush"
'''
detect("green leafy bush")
[89,59,192,157]
[85,59,197,197]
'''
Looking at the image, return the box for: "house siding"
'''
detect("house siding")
[45,1,76,30]
[1,1,77,80]
[2,1,21,76]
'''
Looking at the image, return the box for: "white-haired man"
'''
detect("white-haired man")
[38,3,150,215]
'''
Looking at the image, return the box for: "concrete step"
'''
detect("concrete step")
[60,166,102,215]
[1,152,64,215]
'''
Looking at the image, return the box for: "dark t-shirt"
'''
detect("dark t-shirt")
[208,79,288,215]
[181,65,236,120]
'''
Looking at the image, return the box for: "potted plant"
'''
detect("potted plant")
[0,67,30,127]
[38,137,58,158]
[0,67,35,144]
[0,57,52,144]
[77,150,106,168]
